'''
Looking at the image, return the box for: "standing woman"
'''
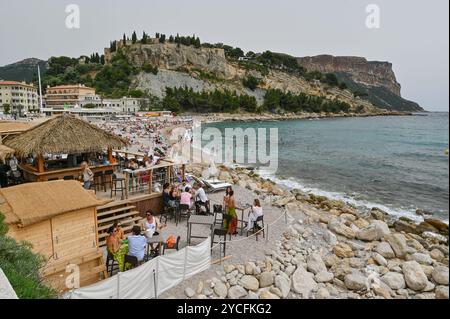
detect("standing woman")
[224,189,238,235]
[223,186,232,211]
[81,161,93,190]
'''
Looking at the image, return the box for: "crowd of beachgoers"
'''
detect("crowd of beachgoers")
[87,114,448,300]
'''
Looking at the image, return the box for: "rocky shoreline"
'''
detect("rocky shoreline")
[193,110,414,124]
[179,163,449,299]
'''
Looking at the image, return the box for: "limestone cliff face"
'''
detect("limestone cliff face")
[112,43,242,80]
[297,55,402,96]
[109,43,382,112]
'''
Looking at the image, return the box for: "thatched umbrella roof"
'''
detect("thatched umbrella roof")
[0,144,15,162]
[4,115,130,157]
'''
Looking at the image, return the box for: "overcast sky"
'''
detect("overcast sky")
[0,0,448,111]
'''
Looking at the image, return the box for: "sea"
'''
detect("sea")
[203,112,449,222]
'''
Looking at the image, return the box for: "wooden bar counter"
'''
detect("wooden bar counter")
[19,163,118,182]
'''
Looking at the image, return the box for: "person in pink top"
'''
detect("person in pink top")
[180,187,193,209]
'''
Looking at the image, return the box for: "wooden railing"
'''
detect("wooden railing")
[122,162,185,199]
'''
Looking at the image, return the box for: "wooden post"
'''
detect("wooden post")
[37,154,45,173]
[149,169,153,194]
[181,164,186,181]
[125,172,129,199]
[107,148,114,164]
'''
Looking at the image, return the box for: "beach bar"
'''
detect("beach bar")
[3,115,129,182]
[0,180,109,292]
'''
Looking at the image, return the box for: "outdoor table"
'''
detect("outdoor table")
[236,204,251,235]
[145,233,166,261]
[187,215,215,246]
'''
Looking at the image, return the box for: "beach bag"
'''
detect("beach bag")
[166,235,177,249]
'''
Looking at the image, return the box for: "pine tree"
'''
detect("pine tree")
[155,32,160,39]
[169,35,174,43]
[142,31,148,44]
[195,37,201,48]
[160,34,166,43]
[123,33,127,45]
[132,31,137,44]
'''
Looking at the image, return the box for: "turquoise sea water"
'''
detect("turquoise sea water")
[204,113,449,222]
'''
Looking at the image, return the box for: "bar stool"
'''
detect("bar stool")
[212,227,227,257]
[92,171,105,192]
[246,216,265,241]
[111,174,125,200]
[103,170,114,191]
[106,251,119,277]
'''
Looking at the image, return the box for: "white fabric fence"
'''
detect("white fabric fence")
[66,237,211,299]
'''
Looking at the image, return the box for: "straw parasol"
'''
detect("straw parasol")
[0,144,15,162]
[3,114,130,157]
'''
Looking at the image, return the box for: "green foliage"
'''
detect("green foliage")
[172,34,201,47]
[304,71,347,89]
[356,105,366,113]
[142,63,159,75]
[2,104,11,115]
[353,90,369,98]
[339,82,348,90]
[304,71,323,81]
[82,103,97,109]
[256,51,305,75]
[39,56,103,91]
[239,61,269,77]
[129,89,145,98]
[140,94,163,111]
[141,31,149,44]
[242,76,260,91]
[163,87,258,113]
[192,68,220,82]
[0,213,56,299]
[92,49,139,98]
[110,41,117,52]
[262,89,351,114]
[132,31,137,44]
[45,56,78,77]
[324,73,339,86]
[223,46,244,60]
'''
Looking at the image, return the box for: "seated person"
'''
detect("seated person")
[162,183,171,208]
[127,226,147,262]
[113,221,126,241]
[247,199,264,231]
[194,183,210,214]
[168,186,180,208]
[143,155,152,168]
[106,226,128,271]
[180,187,194,210]
[142,211,166,255]
[142,211,166,235]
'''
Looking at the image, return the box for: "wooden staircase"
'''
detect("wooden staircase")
[96,201,142,247]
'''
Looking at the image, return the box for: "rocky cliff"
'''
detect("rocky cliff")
[297,55,423,112]
[109,43,378,112]
[298,55,401,96]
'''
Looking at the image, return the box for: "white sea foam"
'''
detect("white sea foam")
[256,168,446,223]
